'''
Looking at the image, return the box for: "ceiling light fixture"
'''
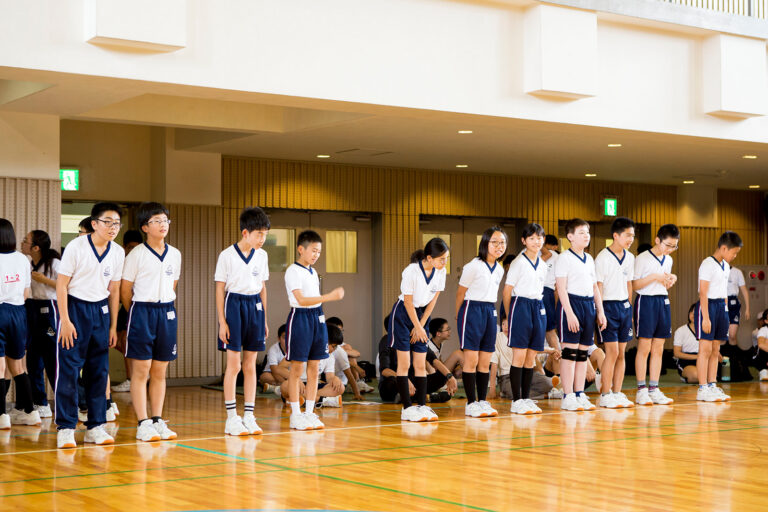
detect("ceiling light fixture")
[749,185,760,189]
[585,173,597,177]
[456,164,468,168]
[458,130,473,134]
[683,180,695,184]
[607,143,622,148]
[316,154,330,159]
[743,155,758,159]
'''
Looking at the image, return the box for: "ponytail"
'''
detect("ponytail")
[30,230,60,277]
[411,237,449,263]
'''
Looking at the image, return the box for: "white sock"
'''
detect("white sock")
[305,400,315,414]
[290,401,301,415]
[225,400,237,419]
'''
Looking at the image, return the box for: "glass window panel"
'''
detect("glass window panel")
[263,228,295,273]
[326,230,357,273]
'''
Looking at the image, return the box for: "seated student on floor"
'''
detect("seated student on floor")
[427,318,464,378]
[378,315,410,403]
[673,304,700,384]
[259,324,289,394]
[279,324,345,408]
[752,309,768,381]
[328,324,364,400]
[420,349,458,403]
[326,316,373,392]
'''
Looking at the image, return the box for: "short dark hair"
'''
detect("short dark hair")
[411,237,449,263]
[656,224,680,241]
[137,201,169,227]
[428,318,448,338]
[688,303,697,317]
[327,324,344,345]
[717,231,743,249]
[477,226,507,262]
[326,316,343,328]
[297,229,322,247]
[611,217,635,236]
[565,218,589,235]
[240,207,270,232]
[79,216,94,233]
[122,229,143,246]
[0,218,16,253]
[384,314,391,331]
[91,202,123,220]
[544,234,559,246]
[278,324,286,338]
[502,254,516,266]
[637,243,652,254]
[521,223,545,240]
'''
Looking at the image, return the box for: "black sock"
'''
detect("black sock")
[414,376,427,406]
[107,398,113,407]
[13,374,35,413]
[462,372,477,403]
[0,379,5,414]
[510,366,523,401]
[152,416,161,423]
[522,367,534,399]
[2,379,10,396]
[476,371,490,401]
[396,376,411,408]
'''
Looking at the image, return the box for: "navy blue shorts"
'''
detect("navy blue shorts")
[457,300,497,352]
[388,300,429,353]
[727,296,741,325]
[557,295,596,346]
[126,302,178,361]
[634,295,672,340]
[219,292,265,352]
[507,297,546,351]
[542,287,557,331]
[695,299,729,341]
[0,303,28,359]
[285,307,329,362]
[599,300,633,343]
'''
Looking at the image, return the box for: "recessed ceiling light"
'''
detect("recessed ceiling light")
[743,155,758,159]
[458,130,473,134]
[683,180,695,184]
[585,173,597,177]
[456,164,469,168]
[316,154,330,159]
[607,143,622,148]
[749,185,760,189]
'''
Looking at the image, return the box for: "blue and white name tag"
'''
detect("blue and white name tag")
[540,308,546,315]
[493,310,498,317]
[256,303,263,311]
[319,315,326,323]
[41,307,49,314]
[730,299,737,305]
[102,305,109,314]
[664,298,670,305]
[624,302,630,309]
[167,311,176,320]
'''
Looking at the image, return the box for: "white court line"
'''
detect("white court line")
[3,397,768,457]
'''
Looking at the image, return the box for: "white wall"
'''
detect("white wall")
[0,112,59,179]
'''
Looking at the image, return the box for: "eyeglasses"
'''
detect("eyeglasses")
[147,219,172,226]
[489,240,507,247]
[96,219,122,229]
[662,242,678,250]
[439,327,451,333]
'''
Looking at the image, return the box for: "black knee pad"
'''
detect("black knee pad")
[561,347,579,361]
[576,349,589,362]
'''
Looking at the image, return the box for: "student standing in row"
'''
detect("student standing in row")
[121,202,181,442]
[215,207,271,436]
[556,219,606,412]
[633,224,679,406]
[541,234,560,352]
[457,227,506,418]
[55,203,125,448]
[388,238,448,423]
[595,217,636,409]
[695,231,742,402]
[726,265,751,351]
[503,223,548,415]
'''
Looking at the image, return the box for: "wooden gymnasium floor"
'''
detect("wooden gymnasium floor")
[2,383,768,512]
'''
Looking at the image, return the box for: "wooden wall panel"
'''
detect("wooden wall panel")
[717,189,765,266]
[0,178,61,251]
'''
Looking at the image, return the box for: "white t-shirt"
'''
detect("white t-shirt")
[122,243,181,303]
[490,331,514,376]
[397,261,446,308]
[0,252,31,305]
[698,256,730,299]
[333,347,351,385]
[542,251,558,290]
[506,252,548,300]
[300,356,334,382]
[595,248,635,301]
[673,324,699,354]
[754,326,768,349]
[214,245,269,295]
[727,267,745,297]
[554,249,596,297]
[634,250,673,296]
[59,235,124,302]
[263,341,286,373]
[30,258,59,301]
[459,258,504,303]
[285,262,320,308]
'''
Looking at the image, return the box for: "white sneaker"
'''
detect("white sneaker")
[111,402,120,416]
[225,415,249,436]
[547,387,564,399]
[614,392,634,408]
[760,369,768,381]
[289,412,313,431]
[478,400,499,417]
[34,404,53,418]
[465,401,483,418]
[635,388,653,406]
[525,399,542,414]
[106,408,116,422]
[357,380,375,393]
[153,418,178,440]
[111,379,131,392]
[10,408,42,426]
[561,393,583,411]
[598,393,619,409]
[419,405,438,421]
[321,396,342,408]
[512,399,533,415]
[57,428,77,449]
[577,394,596,411]
[242,415,263,435]
[697,386,719,402]
[84,425,114,445]
[648,388,674,405]
[136,420,161,442]
[306,412,325,430]
[0,413,10,430]
[401,405,428,422]
[710,385,731,402]
[78,410,88,423]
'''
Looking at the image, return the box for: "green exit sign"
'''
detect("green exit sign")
[60,169,79,191]
[604,197,618,217]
